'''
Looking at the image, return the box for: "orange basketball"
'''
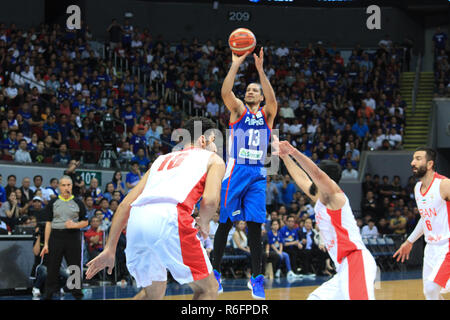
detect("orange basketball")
[228,28,256,56]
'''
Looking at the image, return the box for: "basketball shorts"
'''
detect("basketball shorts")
[423,240,450,291]
[220,159,267,224]
[125,202,212,288]
[307,249,377,300]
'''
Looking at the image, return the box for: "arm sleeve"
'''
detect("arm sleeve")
[74,198,88,221]
[43,198,56,222]
[407,217,424,243]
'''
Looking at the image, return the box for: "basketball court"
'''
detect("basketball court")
[1,269,448,300]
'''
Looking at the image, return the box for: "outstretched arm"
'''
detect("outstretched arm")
[280,154,318,203]
[393,217,424,263]
[272,136,340,201]
[254,48,277,123]
[221,52,249,116]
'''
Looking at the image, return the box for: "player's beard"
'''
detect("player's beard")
[412,164,427,178]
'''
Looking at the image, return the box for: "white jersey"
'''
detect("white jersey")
[414,172,450,245]
[314,193,366,267]
[131,147,213,208]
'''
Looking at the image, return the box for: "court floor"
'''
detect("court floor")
[0,269,448,300]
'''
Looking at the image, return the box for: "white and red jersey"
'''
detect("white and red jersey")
[314,193,367,267]
[131,147,214,209]
[414,172,450,245]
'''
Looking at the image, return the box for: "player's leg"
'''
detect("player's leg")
[211,218,233,271]
[188,272,219,300]
[307,272,341,300]
[340,250,374,300]
[125,204,169,295]
[242,175,267,277]
[423,243,448,300]
[160,204,215,299]
[132,281,167,300]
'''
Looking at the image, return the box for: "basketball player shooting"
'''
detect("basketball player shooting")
[272,136,377,300]
[85,117,225,300]
[212,47,277,300]
[393,147,450,300]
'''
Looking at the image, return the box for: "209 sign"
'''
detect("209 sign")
[228,11,251,22]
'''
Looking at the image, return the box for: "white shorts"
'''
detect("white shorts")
[307,249,377,300]
[125,203,212,288]
[423,240,450,291]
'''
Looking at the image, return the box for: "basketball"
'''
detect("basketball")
[228,28,256,56]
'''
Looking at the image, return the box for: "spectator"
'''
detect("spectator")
[131,147,151,172]
[0,191,21,230]
[389,209,407,235]
[206,96,220,117]
[231,221,252,279]
[386,127,402,149]
[432,27,448,56]
[352,117,369,140]
[126,161,142,191]
[28,196,44,219]
[84,195,97,221]
[5,174,18,198]
[86,178,103,205]
[209,211,220,241]
[84,216,104,261]
[0,174,6,203]
[107,19,123,50]
[145,122,160,148]
[52,143,71,165]
[118,141,135,165]
[14,139,32,163]
[193,88,206,111]
[19,177,34,205]
[282,175,297,206]
[361,219,379,238]
[111,170,126,196]
[298,218,321,276]
[361,191,379,220]
[265,176,279,214]
[63,160,85,198]
[129,125,148,154]
[43,178,59,202]
[102,182,115,202]
[280,215,303,274]
[266,219,299,279]
[341,161,358,179]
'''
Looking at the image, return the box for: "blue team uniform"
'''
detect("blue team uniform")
[220,105,271,224]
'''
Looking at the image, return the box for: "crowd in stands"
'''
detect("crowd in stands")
[0,18,426,286]
[0,19,409,175]
[433,27,449,98]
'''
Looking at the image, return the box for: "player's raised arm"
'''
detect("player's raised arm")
[254,47,277,123]
[272,136,317,202]
[274,137,341,202]
[198,153,225,239]
[440,178,450,201]
[221,52,249,115]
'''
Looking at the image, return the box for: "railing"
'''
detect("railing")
[411,53,422,115]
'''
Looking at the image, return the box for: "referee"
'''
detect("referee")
[40,175,88,300]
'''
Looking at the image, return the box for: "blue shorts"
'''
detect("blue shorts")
[220,159,267,224]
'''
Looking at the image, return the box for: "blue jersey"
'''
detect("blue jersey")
[228,105,271,167]
[280,226,299,243]
[267,230,283,250]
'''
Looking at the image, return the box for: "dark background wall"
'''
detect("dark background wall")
[84,1,426,49]
[0,0,45,28]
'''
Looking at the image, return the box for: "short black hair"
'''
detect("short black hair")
[309,160,342,196]
[318,160,342,184]
[415,146,436,170]
[181,117,216,146]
